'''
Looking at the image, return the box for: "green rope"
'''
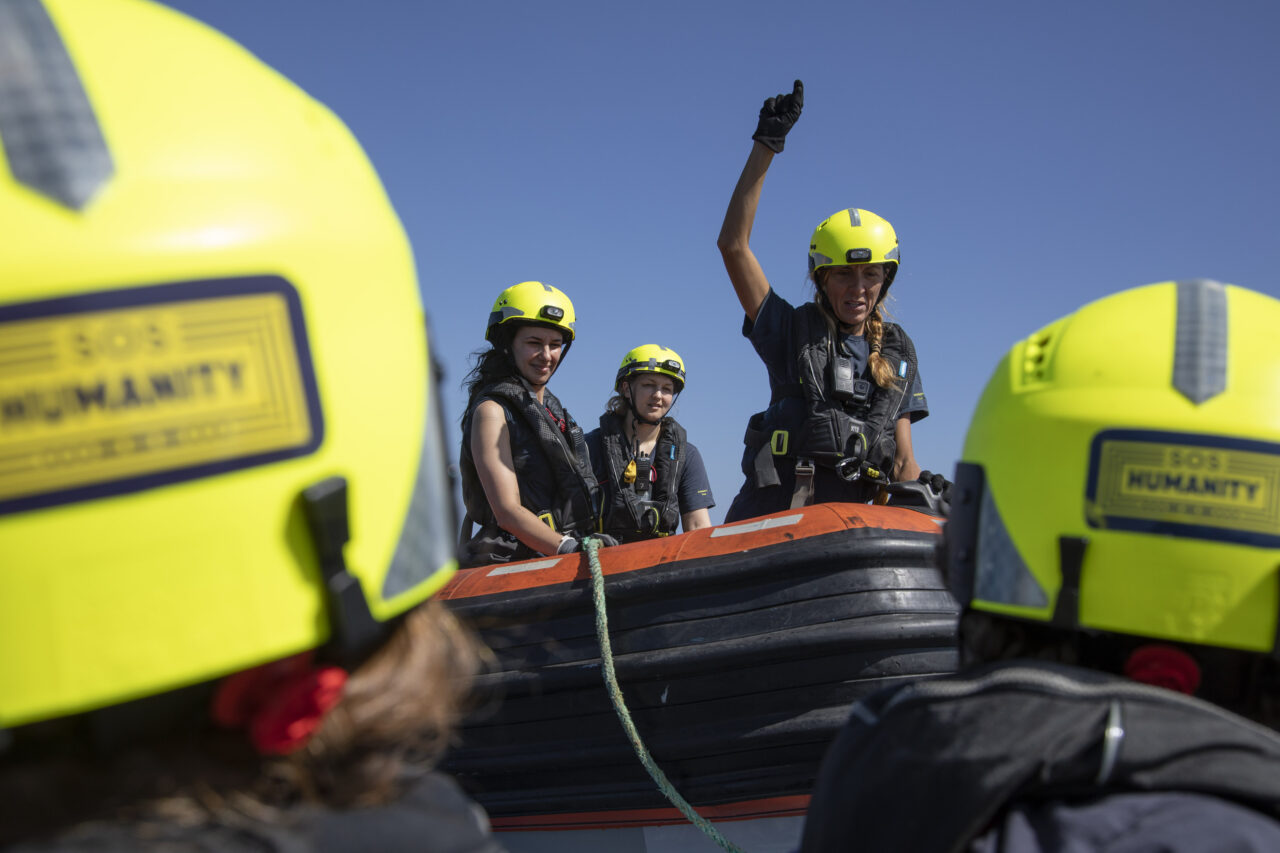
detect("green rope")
[584,537,745,853]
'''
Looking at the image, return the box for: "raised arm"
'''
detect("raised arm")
[718,144,775,322]
[717,80,803,323]
[470,399,566,557]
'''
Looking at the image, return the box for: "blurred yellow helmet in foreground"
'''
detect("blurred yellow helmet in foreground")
[947,280,1280,654]
[0,0,455,728]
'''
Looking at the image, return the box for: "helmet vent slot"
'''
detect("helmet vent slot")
[1022,332,1053,382]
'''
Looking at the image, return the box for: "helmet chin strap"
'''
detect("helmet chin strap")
[816,277,833,314]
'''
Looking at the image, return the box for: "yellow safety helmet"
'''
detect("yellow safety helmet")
[945,280,1280,655]
[808,208,900,291]
[0,0,456,729]
[485,281,577,346]
[615,344,686,393]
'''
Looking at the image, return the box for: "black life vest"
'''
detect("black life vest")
[744,302,918,490]
[459,378,599,564]
[800,660,1280,853]
[595,411,686,541]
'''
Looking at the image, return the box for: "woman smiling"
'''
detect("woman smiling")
[459,281,606,565]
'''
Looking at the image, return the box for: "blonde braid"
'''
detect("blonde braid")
[866,307,901,390]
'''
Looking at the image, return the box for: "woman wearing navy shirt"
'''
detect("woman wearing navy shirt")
[718,80,929,522]
[585,345,715,541]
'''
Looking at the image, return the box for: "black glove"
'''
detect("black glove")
[918,470,953,500]
[752,79,804,153]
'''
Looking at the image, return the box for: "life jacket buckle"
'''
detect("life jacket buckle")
[835,457,862,482]
[770,430,790,456]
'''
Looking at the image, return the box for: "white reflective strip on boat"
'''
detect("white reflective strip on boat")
[488,558,562,576]
[710,513,804,537]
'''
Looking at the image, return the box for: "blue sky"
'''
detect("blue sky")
[165,0,1280,524]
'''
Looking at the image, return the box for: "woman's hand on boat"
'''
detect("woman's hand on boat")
[916,470,953,517]
[880,470,953,517]
[555,532,620,554]
[752,79,804,153]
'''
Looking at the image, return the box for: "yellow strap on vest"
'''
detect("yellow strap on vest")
[770,430,789,456]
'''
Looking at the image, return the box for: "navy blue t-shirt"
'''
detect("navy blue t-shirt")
[745,289,928,422]
[584,428,715,523]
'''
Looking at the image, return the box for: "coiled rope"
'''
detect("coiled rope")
[584,537,745,853]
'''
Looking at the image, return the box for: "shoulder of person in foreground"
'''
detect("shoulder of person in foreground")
[970,791,1280,853]
[7,770,506,853]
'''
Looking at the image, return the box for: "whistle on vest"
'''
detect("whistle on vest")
[623,459,637,484]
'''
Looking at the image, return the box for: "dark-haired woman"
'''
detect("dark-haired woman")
[459,281,606,565]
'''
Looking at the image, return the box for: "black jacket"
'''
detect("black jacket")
[6,771,506,853]
[800,661,1280,853]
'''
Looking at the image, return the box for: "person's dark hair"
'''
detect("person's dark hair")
[960,610,1280,729]
[0,600,488,845]
[463,321,521,411]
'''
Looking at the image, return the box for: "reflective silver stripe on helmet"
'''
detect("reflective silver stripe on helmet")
[1172,279,1228,405]
[975,487,1048,607]
[885,246,900,262]
[0,0,114,210]
[846,209,861,227]
[383,371,456,599]
[490,306,527,324]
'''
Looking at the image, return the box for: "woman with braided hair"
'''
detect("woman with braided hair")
[718,80,932,522]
